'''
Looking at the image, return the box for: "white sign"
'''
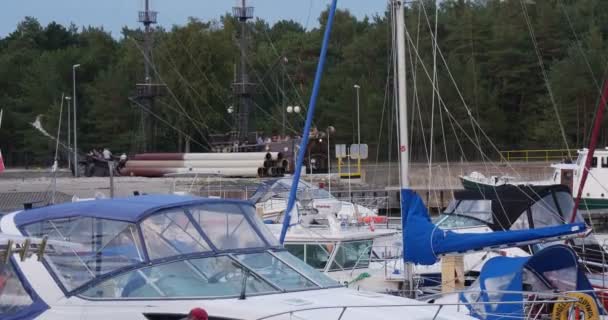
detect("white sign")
[350,144,368,160]
[335,144,347,158]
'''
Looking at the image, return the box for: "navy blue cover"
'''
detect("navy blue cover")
[14,195,253,227]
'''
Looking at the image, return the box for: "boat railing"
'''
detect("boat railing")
[499,149,577,162]
[255,291,578,320]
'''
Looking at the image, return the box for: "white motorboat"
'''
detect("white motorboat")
[251,178,378,222]
[461,148,608,210]
[0,194,477,320]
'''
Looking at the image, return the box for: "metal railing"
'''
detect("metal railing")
[499,149,577,162]
[255,291,577,320]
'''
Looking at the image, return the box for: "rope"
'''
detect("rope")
[519,0,571,158]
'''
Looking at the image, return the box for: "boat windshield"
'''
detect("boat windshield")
[436,214,487,228]
[272,179,332,200]
[81,251,339,299]
[22,202,286,293]
[437,200,493,228]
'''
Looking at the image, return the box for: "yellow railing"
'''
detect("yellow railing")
[499,149,578,162]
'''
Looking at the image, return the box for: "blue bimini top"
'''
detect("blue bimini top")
[14,194,252,227]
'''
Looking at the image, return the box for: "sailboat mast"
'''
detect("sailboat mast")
[393,0,415,297]
[395,0,409,188]
[570,79,608,222]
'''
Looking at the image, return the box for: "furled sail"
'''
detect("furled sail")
[401,190,586,265]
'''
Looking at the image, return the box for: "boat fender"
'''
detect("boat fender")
[552,292,599,320]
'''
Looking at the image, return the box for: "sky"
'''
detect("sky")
[0,1,389,38]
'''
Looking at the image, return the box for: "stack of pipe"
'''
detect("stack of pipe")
[121,152,284,178]
[257,152,289,178]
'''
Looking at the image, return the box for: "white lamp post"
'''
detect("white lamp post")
[72,64,80,177]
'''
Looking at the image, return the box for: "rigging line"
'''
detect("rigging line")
[304,0,314,30]
[252,25,308,110]
[251,100,300,135]
[438,93,455,196]
[373,45,394,180]
[157,43,231,130]
[157,36,234,129]
[556,0,601,92]
[242,50,308,130]
[155,37,226,129]
[409,3,424,158]
[428,0,439,196]
[154,99,218,138]
[129,97,208,149]
[129,37,209,140]
[159,53,214,130]
[407,7,531,181]
[404,29,560,218]
[519,0,571,158]
[407,29,430,170]
[418,0,485,168]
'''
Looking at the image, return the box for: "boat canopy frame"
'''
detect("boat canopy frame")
[14,196,312,297]
[446,185,576,231]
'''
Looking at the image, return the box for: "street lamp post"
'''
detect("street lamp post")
[65,96,72,170]
[326,126,335,195]
[73,64,80,177]
[354,84,361,174]
[286,105,301,135]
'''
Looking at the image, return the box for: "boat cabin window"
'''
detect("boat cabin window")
[142,209,212,260]
[81,251,339,299]
[592,157,598,168]
[235,252,317,290]
[284,243,333,270]
[81,255,278,299]
[529,194,565,228]
[442,200,493,227]
[189,204,266,250]
[24,217,145,291]
[330,240,372,271]
[0,260,34,315]
[542,266,577,292]
[602,157,608,168]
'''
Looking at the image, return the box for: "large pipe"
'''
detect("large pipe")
[125,160,265,168]
[132,152,277,161]
[122,166,261,177]
[280,0,338,244]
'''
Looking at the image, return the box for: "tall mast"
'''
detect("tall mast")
[137,0,159,152]
[395,0,409,189]
[393,0,414,297]
[232,0,255,142]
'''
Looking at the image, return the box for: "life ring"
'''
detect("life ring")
[552,292,599,320]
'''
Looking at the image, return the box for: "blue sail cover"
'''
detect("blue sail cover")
[401,189,586,265]
[460,245,598,320]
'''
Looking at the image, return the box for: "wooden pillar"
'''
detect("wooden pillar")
[441,255,465,293]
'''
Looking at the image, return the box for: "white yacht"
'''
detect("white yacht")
[251,178,379,222]
[0,194,476,320]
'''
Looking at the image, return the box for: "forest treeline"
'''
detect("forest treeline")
[1,0,607,167]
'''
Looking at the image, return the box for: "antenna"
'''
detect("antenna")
[232,0,255,142]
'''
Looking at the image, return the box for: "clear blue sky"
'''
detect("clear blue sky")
[0,1,389,38]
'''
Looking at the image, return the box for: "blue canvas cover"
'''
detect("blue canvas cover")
[14,195,252,227]
[460,245,598,320]
[401,189,586,265]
